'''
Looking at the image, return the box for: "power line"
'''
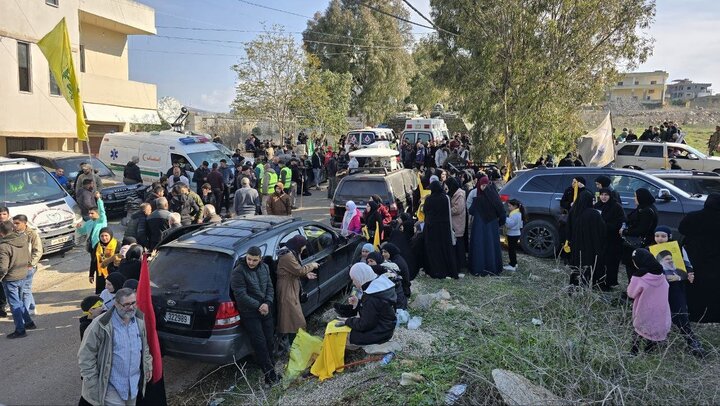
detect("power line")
[154,34,407,50]
[132,48,369,58]
[156,25,428,37]
[401,0,459,37]
[236,0,313,19]
[357,1,434,31]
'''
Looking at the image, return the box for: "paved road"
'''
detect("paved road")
[0,187,332,405]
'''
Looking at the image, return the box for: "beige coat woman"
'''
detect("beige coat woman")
[276,236,318,334]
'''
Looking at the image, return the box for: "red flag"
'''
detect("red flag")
[137,253,163,383]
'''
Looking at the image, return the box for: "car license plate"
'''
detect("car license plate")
[50,235,72,245]
[165,312,191,325]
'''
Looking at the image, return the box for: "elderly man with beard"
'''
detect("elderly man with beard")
[78,288,152,406]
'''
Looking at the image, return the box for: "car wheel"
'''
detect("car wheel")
[520,219,559,258]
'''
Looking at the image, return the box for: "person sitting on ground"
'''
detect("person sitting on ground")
[381,243,411,299]
[99,272,126,310]
[78,295,104,340]
[202,204,222,224]
[366,251,407,310]
[336,263,397,347]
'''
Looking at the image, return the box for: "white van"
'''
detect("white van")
[401,118,449,145]
[344,128,397,152]
[0,158,80,254]
[99,131,229,185]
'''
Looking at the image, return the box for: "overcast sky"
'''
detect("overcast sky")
[128,0,720,113]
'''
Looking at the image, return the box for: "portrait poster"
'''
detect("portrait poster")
[649,241,687,273]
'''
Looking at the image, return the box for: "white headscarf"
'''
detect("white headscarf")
[341,200,357,236]
[349,263,377,287]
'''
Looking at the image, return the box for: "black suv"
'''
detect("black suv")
[645,170,720,196]
[150,216,363,364]
[330,167,417,227]
[499,167,707,257]
[9,150,144,216]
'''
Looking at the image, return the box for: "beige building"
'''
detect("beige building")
[609,70,669,106]
[0,0,159,155]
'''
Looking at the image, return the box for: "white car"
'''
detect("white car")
[615,142,720,173]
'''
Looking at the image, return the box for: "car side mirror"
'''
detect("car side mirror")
[658,188,673,201]
[688,153,699,160]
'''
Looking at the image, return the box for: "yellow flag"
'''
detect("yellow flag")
[373,221,381,249]
[37,18,88,141]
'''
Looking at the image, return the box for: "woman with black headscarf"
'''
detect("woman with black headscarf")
[594,187,626,289]
[447,177,467,273]
[366,251,407,309]
[422,181,458,279]
[679,193,720,322]
[381,242,411,298]
[387,213,419,279]
[276,235,319,344]
[568,192,606,286]
[468,176,506,276]
[116,244,144,281]
[622,188,658,282]
[89,227,120,294]
[364,201,383,242]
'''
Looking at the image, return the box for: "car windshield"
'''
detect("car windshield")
[416,131,433,144]
[214,142,233,157]
[0,167,67,205]
[188,149,230,168]
[335,179,391,202]
[151,248,233,293]
[673,144,706,159]
[58,157,114,178]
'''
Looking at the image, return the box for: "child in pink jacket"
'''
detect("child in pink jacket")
[627,248,671,355]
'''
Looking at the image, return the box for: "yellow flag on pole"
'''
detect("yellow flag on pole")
[373,221,381,249]
[37,18,88,141]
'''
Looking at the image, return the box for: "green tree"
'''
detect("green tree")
[407,38,449,115]
[290,56,352,146]
[231,26,304,140]
[303,0,415,125]
[430,0,655,168]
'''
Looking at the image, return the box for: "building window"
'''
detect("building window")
[17,41,31,92]
[634,81,640,85]
[650,80,657,85]
[46,0,59,6]
[687,86,691,90]
[648,89,655,94]
[49,69,61,95]
[617,82,623,86]
[79,45,85,72]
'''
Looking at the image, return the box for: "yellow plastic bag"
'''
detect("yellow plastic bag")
[285,328,323,380]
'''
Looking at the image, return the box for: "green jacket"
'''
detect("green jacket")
[0,231,31,282]
[187,191,205,222]
[78,307,152,406]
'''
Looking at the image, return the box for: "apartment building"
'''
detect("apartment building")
[608,70,669,106]
[0,0,159,155]
[667,79,712,101]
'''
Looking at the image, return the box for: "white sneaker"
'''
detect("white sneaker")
[503,265,517,272]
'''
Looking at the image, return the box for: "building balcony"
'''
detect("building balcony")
[611,83,666,90]
[79,0,156,35]
[81,73,157,110]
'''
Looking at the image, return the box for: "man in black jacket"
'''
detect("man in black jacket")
[145,197,171,250]
[76,179,98,221]
[123,156,143,185]
[192,161,211,194]
[230,246,279,385]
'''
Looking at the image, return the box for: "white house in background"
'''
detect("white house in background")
[667,79,712,101]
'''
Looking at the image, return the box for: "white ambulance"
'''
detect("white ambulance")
[344,127,397,152]
[98,131,228,186]
[401,118,449,145]
[0,158,80,254]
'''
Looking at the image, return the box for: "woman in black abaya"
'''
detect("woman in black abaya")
[567,192,606,286]
[468,176,506,276]
[594,187,626,289]
[422,181,457,279]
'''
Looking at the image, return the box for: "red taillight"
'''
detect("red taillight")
[499,194,510,203]
[214,301,240,329]
[330,203,336,217]
[389,203,398,217]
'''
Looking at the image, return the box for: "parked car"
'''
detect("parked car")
[614,141,720,172]
[8,150,144,216]
[150,216,364,364]
[330,167,417,228]
[499,167,706,257]
[646,170,720,196]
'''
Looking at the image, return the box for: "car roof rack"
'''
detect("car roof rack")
[348,167,390,176]
[0,158,28,166]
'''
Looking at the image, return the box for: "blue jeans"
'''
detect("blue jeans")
[22,267,36,311]
[3,280,33,333]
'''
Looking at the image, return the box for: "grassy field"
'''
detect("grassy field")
[172,252,720,406]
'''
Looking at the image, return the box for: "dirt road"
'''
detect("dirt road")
[0,188,332,405]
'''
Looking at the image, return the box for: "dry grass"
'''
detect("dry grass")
[171,252,720,405]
